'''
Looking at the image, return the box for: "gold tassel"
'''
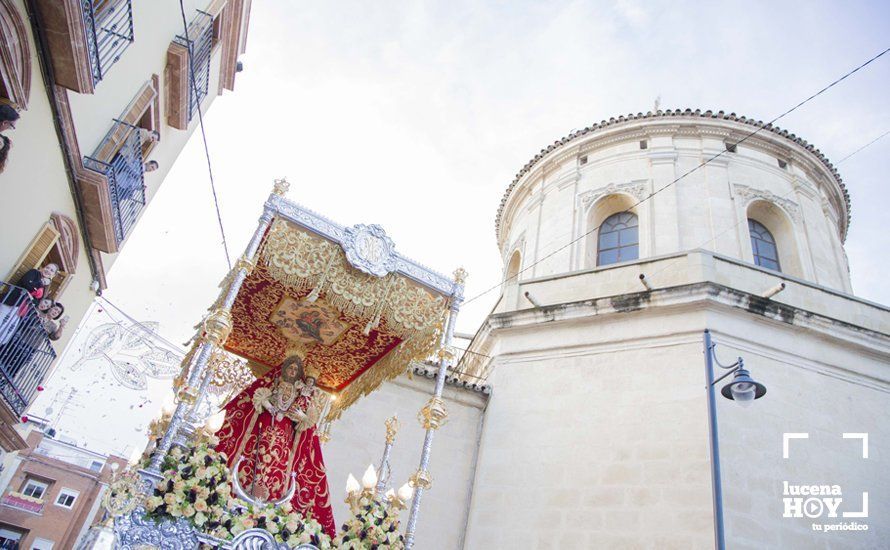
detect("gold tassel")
[306,250,337,302]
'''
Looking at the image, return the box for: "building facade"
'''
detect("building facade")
[336,110,888,549]
[325,363,489,550]
[456,109,887,549]
[0,0,252,451]
[0,421,127,548]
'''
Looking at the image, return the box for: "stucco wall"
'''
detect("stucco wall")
[323,371,487,550]
[710,310,889,550]
[66,0,227,269]
[464,309,715,549]
[0,0,242,404]
[464,286,889,549]
[0,0,94,361]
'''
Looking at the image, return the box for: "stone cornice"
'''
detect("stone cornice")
[496,108,851,244]
[480,281,889,354]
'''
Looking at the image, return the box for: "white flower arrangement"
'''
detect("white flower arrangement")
[143,442,331,546]
[335,491,406,549]
[228,501,333,548]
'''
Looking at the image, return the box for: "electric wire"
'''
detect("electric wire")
[461,46,890,307]
[464,116,890,345]
[836,129,890,164]
[587,110,890,296]
[97,296,185,356]
[177,0,232,270]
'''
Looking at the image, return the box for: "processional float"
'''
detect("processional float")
[109,180,465,549]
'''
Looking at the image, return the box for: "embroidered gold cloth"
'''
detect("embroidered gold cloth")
[218,217,449,419]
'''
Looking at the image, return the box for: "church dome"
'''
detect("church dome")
[496,108,852,292]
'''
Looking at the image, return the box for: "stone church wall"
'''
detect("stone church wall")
[324,370,487,550]
[462,292,889,549]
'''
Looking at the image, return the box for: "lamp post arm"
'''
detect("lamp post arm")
[710,344,743,371]
[710,365,740,387]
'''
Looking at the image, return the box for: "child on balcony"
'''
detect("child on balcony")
[0,263,58,346]
[0,300,65,380]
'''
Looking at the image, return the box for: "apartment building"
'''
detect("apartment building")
[0,421,127,548]
[0,0,252,451]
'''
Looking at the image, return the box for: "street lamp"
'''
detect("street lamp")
[703,329,767,550]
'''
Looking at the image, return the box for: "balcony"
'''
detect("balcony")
[167,12,213,129]
[0,283,57,451]
[1,491,44,514]
[34,0,135,94]
[84,121,146,246]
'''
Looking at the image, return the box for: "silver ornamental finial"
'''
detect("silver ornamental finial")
[273,177,290,196]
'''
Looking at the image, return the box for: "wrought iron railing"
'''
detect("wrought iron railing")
[84,121,146,244]
[0,283,57,417]
[82,0,135,85]
[174,11,214,123]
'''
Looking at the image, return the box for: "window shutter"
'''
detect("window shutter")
[7,223,60,284]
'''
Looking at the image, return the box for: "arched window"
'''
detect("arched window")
[0,0,32,109]
[597,212,638,266]
[505,250,521,283]
[748,219,781,271]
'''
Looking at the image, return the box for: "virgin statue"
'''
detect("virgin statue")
[215,353,336,535]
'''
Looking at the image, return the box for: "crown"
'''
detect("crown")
[303,363,322,380]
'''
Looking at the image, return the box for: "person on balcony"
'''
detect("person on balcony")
[0,135,10,174]
[41,302,68,341]
[0,263,56,345]
[9,263,57,302]
[0,103,18,133]
[0,300,65,379]
[0,103,18,173]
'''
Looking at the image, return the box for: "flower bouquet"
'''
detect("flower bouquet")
[336,489,406,549]
[143,442,331,546]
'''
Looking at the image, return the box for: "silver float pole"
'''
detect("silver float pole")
[404,268,465,549]
[147,180,288,472]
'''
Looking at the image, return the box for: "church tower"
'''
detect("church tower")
[461,110,888,548]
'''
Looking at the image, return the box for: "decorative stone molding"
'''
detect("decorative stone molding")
[0,0,31,109]
[821,197,839,228]
[49,212,80,274]
[503,233,526,261]
[496,108,851,241]
[733,184,802,223]
[525,192,545,212]
[577,181,647,213]
[217,0,246,93]
[165,41,191,130]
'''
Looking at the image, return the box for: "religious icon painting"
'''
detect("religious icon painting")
[269,297,351,347]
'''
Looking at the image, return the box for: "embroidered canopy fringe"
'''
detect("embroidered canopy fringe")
[259,218,448,342]
[325,320,444,421]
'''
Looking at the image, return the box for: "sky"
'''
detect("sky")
[37,1,890,456]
